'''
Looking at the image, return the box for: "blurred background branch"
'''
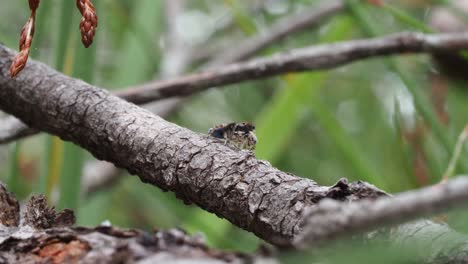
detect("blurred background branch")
[296,176,468,249]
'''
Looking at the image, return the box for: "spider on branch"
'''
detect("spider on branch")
[208,122,257,151]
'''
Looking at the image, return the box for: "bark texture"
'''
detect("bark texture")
[0,184,273,264]
[3,43,468,260]
[0,45,386,247]
[3,31,468,144]
[296,176,468,247]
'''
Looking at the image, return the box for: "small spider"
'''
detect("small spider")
[208,122,257,150]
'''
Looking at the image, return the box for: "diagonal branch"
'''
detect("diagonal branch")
[81,0,192,195]
[0,44,387,247]
[2,46,468,257]
[0,116,38,144]
[2,31,468,144]
[205,0,344,66]
[117,31,468,104]
[80,0,342,196]
[295,176,468,248]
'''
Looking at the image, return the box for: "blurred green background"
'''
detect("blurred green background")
[1,0,468,261]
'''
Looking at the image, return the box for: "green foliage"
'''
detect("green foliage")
[37,0,78,200]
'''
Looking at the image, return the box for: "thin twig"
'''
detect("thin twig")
[0,116,38,144]
[206,0,344,66]
[116,31,468,104]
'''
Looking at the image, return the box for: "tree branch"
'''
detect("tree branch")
[2,45,468,258]
[78,0,343,195]
[206,0,344,66]
[0,44,387,247]
[295,176,468,248]
[116,31,468,104]
[0,183,271,263]
[0,116,38,144]
[1,31,468,194]
[81,0,192,196]
[0,43,392,248]
[6,28,466,145]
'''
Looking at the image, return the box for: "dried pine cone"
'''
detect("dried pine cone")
[76,0,98,48]
[9,0,40,77]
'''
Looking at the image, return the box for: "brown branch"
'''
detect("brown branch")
[117,31,468,104]
[81,0,191,195]
[81,0,341,200]
[295,176,468,248]
[0,0,342,144]
[0,44,388,247]
[0,182,20,227]
[2,31,468,144]
[206,0,344,66]
[1,226,266,263]
[2,46,468,259]
[0,184,271,263]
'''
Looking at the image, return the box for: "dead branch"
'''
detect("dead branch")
[0,44,387,247]
[0,183,272,263]
[81,0,192,195]
[0,116,38,144]
[3,31,468,144]
[206,0,344,66]
[2,45,468,260]
[295,176,468,248]
[116,31,468,104]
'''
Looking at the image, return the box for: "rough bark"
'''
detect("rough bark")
[296,177,468,247]
[0,184,273,264]
[0,45,387,247]
[3,43,468,260]
[4,31,468,144]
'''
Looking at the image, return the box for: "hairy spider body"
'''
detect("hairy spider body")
[208,122,257,150]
